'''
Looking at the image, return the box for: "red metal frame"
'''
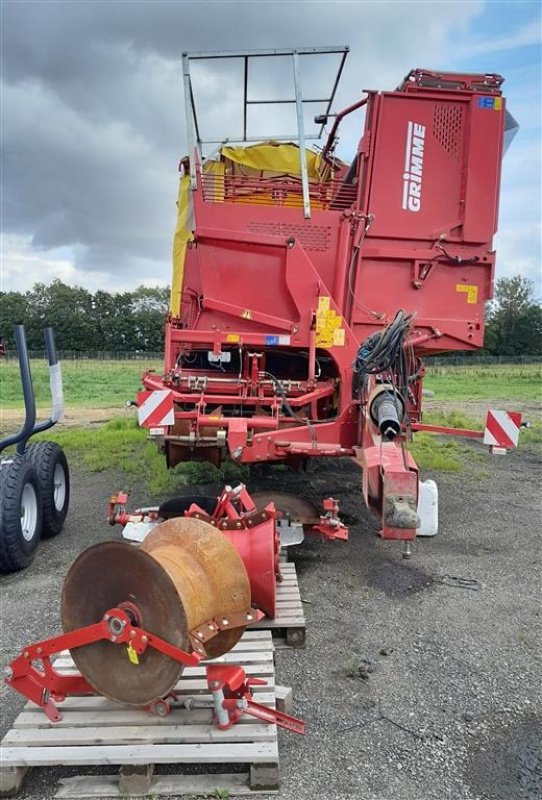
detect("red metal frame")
[142,66,511,544]
[4,608,304,734]
[185,484,281,619]
[4,608,201,722]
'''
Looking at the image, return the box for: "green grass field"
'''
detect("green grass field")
[424,363,541,401]
[1,359,540,487]
[1,359,540,409]
[0,358,163,409]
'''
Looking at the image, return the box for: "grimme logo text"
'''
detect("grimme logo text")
[402,121,426,212]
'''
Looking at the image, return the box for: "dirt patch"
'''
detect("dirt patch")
[0,405,124,432]
[364,558,435,596]
[424,398,542,423]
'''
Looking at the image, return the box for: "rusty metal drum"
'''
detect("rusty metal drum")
[61,517,250,706]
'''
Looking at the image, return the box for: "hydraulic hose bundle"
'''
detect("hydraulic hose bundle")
[352,311,415,440]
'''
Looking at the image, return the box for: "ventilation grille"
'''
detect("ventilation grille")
[432,104,463,159]
[246,222,331,252]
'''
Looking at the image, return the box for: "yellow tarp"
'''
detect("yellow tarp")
[170,174,194,315]
[220,142,323,179]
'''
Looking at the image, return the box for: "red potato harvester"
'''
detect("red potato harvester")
[138,49,525,553]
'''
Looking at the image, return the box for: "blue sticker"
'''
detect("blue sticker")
[477,96,502,110]
[265,335,279,346]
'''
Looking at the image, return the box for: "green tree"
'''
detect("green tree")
[485,276,542,355]
[0,291,30,348]
[130,285,169,351]
[30,280,95,351]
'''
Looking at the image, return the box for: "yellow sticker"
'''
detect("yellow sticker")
[494,97,502,111]
[456,284,478,304]
[315,298,345,345]
[324,312,342,331]
[316,310,327,329]
[127,644,139,665]
[226,333,240,343]
[241,309,252,320]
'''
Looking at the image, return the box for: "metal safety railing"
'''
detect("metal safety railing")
[200,172,357,211]
[181,47,350,219]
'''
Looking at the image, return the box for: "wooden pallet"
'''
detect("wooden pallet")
[253,561,306,647]
[0,630,279,798]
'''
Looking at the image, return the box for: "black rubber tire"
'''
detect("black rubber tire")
[0,455,43,572]
[26,442,70,538]
[158,494,217,519]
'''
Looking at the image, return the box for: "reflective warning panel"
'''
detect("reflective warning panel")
[483,410,522,449]
[137,390,175,428]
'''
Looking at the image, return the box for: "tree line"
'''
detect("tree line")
[0,281,170,352]
[0,276,540,356]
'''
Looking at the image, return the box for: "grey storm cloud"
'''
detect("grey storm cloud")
[1,0,484,287]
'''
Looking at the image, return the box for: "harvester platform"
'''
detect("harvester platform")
[0,630,282,798]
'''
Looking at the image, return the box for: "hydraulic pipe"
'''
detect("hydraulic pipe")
[0,325,36,456]
[321,96,368,165]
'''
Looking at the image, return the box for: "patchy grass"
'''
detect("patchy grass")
[1,360,537,488]
[28,418,249,496]
[1,360,540,409]
[423,409,480,430]
[520,423,542,449]
[5,410,533,493]
[409,432,465,472]
[0,359,162,409]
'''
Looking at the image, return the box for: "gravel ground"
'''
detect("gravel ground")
[0,442,540,800]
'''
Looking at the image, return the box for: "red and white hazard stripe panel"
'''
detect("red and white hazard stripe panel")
[137,390,175,428]
[483,410,522,449]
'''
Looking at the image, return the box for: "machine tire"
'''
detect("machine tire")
[26,442,70,538]
[0,455,43,572]
[158,495,217,519]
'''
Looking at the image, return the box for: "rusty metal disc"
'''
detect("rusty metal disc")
[251,492,320,526]
[61,541,188,706]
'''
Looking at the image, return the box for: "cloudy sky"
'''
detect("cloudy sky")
[1,0,540,295]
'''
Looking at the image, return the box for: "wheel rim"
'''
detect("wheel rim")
[21,483,39,541]
[53,463,67,512]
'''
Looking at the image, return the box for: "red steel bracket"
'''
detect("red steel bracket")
[310,497,349,541]
[206,664,305,734]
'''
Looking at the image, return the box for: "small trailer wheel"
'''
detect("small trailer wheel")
[0,455,43,572]
[26,442,70,538]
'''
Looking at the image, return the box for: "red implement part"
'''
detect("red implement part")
[206,664,305,735]
[187,484,280,618]
[311,497,349,541]
[4,607,203,721]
